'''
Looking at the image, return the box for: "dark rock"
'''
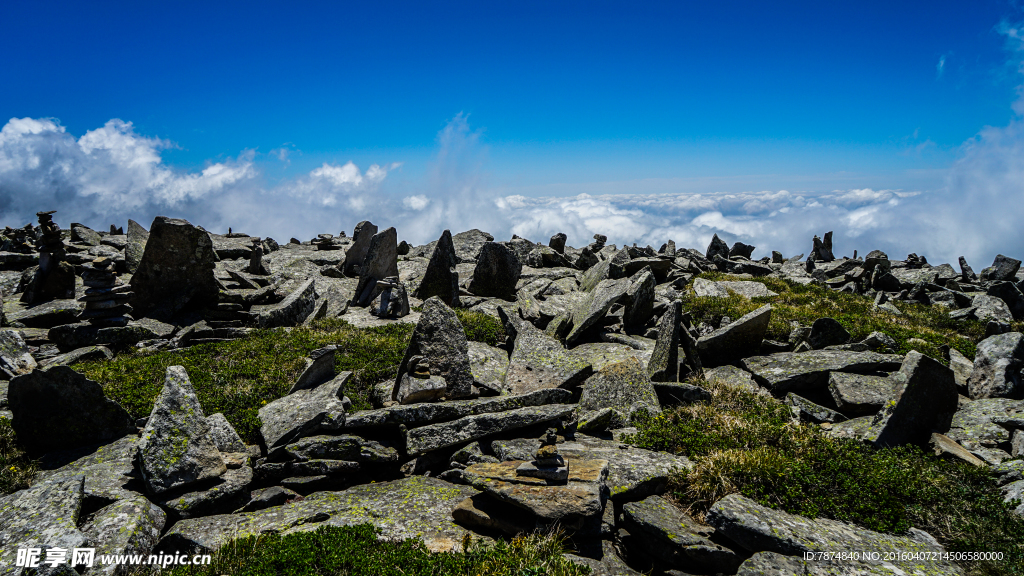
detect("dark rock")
[807,317,850,349]
[0,476,90,570]
[968,332,1024,399]
[729,242,755,259]
[259,372,349,449]
[549,233,567,253]
[810,232,835,262]
[0,329,36,378]
[622,268,655,329]
[353,227,399,306]
[289,346,337,394]
[342,221,378,276]
[125,219,149,274]
[468,242,522,300]
[345,388,571,430]
[786,393,847,423]
[413,230,459,306]
[980,254,1022,283]
[47,321,164,350]
[705,234,729,261]
[828,372,895,416]
[34,435,142,505]
[9,366,134,454]
[696,304,771,367]
[452,493,537,536]
[648,301,681,382]
[207,413,249,453]
[252,278,316,328]
[268,434,398,464]
[129,217,219,317]
[405,403,576,455]
[566,278,629,346]
[238,486,300,512]
[70,223,101,246]
[82,495,166,575]
[502,314,592,395]
[743,350,903,394]
[622,495,743,573]
[6,299,82,328]
[38,345,112,368]
[393,297,474,400]
[988,281,1024,320]
[864,352,958,448]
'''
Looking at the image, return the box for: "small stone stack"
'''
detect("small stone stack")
[371,276,410,318]
[21,211,75,303]
[3,224,36,253]
[248,237,266,274]
[516,429,568,482]
[79,257,133,327]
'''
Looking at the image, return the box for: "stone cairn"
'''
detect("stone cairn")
[2,224,36,253]
[21,211,75,303]
[248,237,266,275]
[516,428,568,482]
[78,257,133,327]
[371,276,410,318]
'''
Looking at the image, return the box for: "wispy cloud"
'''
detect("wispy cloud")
[937,54,947,78]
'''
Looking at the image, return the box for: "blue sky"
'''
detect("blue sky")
[3,1,1024,264]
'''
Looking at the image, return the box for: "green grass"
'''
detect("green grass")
[0,417,37,495]
[454,309,507,347]
[162,524,588,576]
[683,272,993,360]
[625,379,1024,576]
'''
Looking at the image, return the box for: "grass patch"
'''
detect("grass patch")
[0,417,37,496]
[455,308,506,347]
[626,379,1024,576]
[683,272,991,359]
[164,524,588,576]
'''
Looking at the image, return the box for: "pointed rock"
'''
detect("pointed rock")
[565,278,629,346]
[807,317,850,349]
[705,234,729,261]
[696,304,771,367]
[959,255,978,282]
[342,220,378,276]
[81,495,166,576]
[413,229,460,306]
[549,232,567,253]
[579,357,660,426]
[980,254,1022,283]
[468,242,522,300]
[393,297,475,400]
[622,267,655,329]
[129,217,219,317]
[137,366,227,494]
[206,413,248,453]
[354,227,399,306]
[864,352,958,448]
[648,301,681,382]
[0,476,90,571]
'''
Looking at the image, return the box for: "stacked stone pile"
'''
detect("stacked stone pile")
[78,257,132,327]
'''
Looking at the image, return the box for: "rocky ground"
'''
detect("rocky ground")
[1,218,1023,575]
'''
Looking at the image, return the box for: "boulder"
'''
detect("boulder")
[973,294,1014,324]
[622,268,655,328]
[413,229,460,306]
[827,372,895,416]
[38,345,113,368]
[238,486,300,512]
[129,217,219,317]
[0,329,36,378]
[353,227,399,306]
[988,281,1024,320]
[647,301,681,382]
[785,393,847,424]
[259,372,350,449]
[125,219,149,274]
[34,435,142,505]
[206,413,248,453]
[622,495,743,573]
[807,317,850,349]
[696,304,771,367]
[404,403,575,455]
[946,398,1024,450]
[729,241,755,259]
[252,278,317,328]
[742,350,903,394]
[345,388,571,430]
[155,466,254,519]
[949,347,973,392]
[268,434,398,464]
[393,297,475,400]
[70,223,101,246]
[0,476,90,574]
[467,341,509,394]
[137,366,226,494]
[579,357,660,427]
[980,254,1022,283]
[863,352,958,448]
[394,373,447,404]
[968,332,1024,400]
[705,234,729,261]
[8,366,134,454]
[47,321,167,351]
[81,495,166,576]
[288,346,337,393]
[342,221,378,276]
[565,278,629,346]
[468,242,522,300]
[503,317,592,395]
[708,493,960,574]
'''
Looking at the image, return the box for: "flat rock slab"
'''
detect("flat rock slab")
[863,352,958,448]
[5,299,82,328]
[828,372,895,416]
[693,278,777,299]
[35,435,143,505]
[155,466,254,519]
[467,341,509,393]
[0,477,90,574]
[491,434,691,502]
[259,372,350,449]
[505,322,593,395]
[81,495,166,576]
[158,476,480,555]
[269,434,398,464]
[570,342,650,373]
[622,495,743,573]
[707,493,961,575]
[345,388,571,430]
[946,397,1024,450]
[405,403,576,455]
[578,357,660,425]
[338,305,420,328]
[252,278,316,328]
[697,304,772,367]
[743,350,903,394]
[48,321,167,351]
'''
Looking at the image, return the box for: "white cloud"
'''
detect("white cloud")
[937,55,946,78]
[403,195,430,210]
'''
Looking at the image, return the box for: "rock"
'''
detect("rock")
[807,317,850,349]
[47,321,165,351]
[622,496,743,573]
[729,242,755,259]
[468,242,522,300]
[155,465,255,519]
[345,388,571,430]
[81,495,166,576]
[549,233,567,253]
[353,227,399,306]
[8,366,134,454]
[691,277,730,298]
[705,234,729,261]
[452,493,536,536]
[988,281,1024,320]
[138,366,226,494]
[404,403,575,455]
[565,540,642,576]
[413,230,459,306]
[70,223,101,246]
[462,458,608,529]
[973,294,1014,324]
[742,350,903,394]
[861,330,897,352]
[717,280,777,299]
[0,329,35,378]
[129,217,219,317]
[268,434,398,464]
[158,476,480,555]
[503,317,592,395]
[827,372,895,416]
[703,365,759,391]
[708,493,960,574]
[968,332,1024,400]
[34,435,142,505]
[0,476,90,574]
[289,346,337,394]
[622,268,655,328]
[785,393,847,424]
[929,433,986,467]
[395,374,447,404]
[392,297,474,400]
[207,413,249,453]
[949,347,973,393]
[863,352,958,448]
[259,372,350,449]
[981,254,1022,282]
[647,301,681,382]
[579,357,660,426]
[565,278,629,346]
[6,299,82,328]
[342,221,378,276]
[252,278,317,328]
[467,341,509,394]
[238,486,300,512]
[38,345,112,368]
[946,397,1024,450]
[125,219,149,274]
[696,304,771,367]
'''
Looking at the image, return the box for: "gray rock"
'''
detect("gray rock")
[654,382,712,406]
[395,374,447,404]
[252,278,317,328]
[393,297,474,400]
[207,413,248,453]
[972,294,1014,324]
[468,242,522,300]
[807,317,850,349]
[864,352,958,448]
[413,230,459,306]
[268,434,398,464]
[703,365,759,391]
[647,301,681,382]
[968,332,1024,400]
[743,350,903,394]
[566,278,630,345]
[81,495,166,576]
[622,495,743,573]
[503,318,592,395]
[404,403,576,455]
[929,432,987,467]
[949,347,973,393]
[705,234,729,260]
[159,476,480,554]
[34,435,142,505]
[622,268,655,328]
[289,346,337,394]
[579,357,660,426]
[708,493,960,574]
[0,477,90,575]
[353,227,399,306]
[467,341,509,394]
[129,217,219,317]
[151,464,253,519]
[125,219,149,274]
[38,345,112,368]
[988,281,1024,320]
[827,372,895,416]
[259,372,349,449]
[341,221,377,276]
[0,329,35,378]
[9,366,134,454]
[138,366,226,494]
[696,304,771,367]
[785,393,847,424]
[238,486,300,512]
[981,254,1022,283]
[691,277,730,298]
[70,223,101,246]
[345,388,571,430]
[48,321,168,351]
[946,397,1024,450]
